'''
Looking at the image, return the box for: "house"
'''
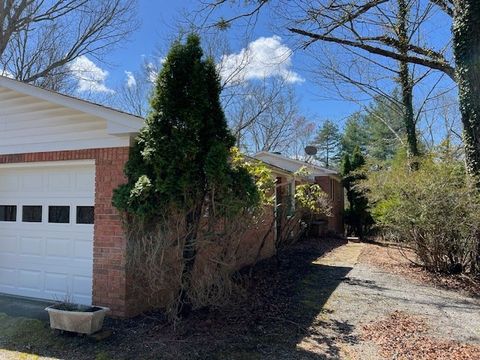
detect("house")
[253,151,344,235]
[0,76,143,317]
[0,76,343,317]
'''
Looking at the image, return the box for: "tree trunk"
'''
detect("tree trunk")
[399,61,419,158]
[398,0,420,159]
[454,0,480,186]
[178,203,203,317]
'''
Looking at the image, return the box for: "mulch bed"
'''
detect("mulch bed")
[362,311,480,360]
[359,242,480,299]
[101,237,348,359]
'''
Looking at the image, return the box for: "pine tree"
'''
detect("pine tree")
[341,113,368,156]
[341,93,407,162]
[314,120,342,168]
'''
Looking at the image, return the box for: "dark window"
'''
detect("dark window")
[0,205,16,221]
[76,206,94,224]
[48,206,70,223]
[22,206,42,223]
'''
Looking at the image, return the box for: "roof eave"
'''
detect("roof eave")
[0,76,144,135]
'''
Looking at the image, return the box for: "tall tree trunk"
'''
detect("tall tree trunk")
[398,0,420,159]
[454,0,480,186]
[399,61,419,158]
[178,202,203,317]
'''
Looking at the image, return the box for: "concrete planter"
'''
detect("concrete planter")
[45,304,110,335]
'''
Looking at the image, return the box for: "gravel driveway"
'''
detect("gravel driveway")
[299,242,480,358]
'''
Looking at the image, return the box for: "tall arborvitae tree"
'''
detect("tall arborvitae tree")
[341,146,373,238]
[113,34,259,316]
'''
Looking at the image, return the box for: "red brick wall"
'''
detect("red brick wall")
[315,176,344,234]
[0,147,131,317]
[0,149,344,317]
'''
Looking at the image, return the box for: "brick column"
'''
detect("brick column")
[92,148,130,316]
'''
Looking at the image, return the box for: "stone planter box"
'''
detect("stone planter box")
[45,304,110,335]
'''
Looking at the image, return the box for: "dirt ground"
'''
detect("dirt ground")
[1,239,479,359]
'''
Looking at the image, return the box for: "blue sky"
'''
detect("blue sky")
[80,0,359,128]
[73,0,456,137]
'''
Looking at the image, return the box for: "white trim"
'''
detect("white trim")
[254,151,339,176]
[0,160,95,169]
[0,76,144,135]
[0,135,131,155]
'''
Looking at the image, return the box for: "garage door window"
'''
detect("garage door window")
[22,205,42,222]
[0,205,16,221]
[48,206,70,223]
[76,206,94,224]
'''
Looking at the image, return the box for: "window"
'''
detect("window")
[22,206,42,223]
[76,206,94,224]
[0,205,16,222]
[48,206,70,223]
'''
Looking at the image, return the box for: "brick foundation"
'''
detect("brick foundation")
[0,147,132,317]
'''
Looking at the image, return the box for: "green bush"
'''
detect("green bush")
[341,146,374,238]
[363,153,480,275]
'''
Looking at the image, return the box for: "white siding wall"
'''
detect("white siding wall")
[0,87,131,155]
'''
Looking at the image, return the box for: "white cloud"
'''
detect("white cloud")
[125,71,136,88]
[69,56,114,93]
[219,36,304,84]
[146,62,158,83]
[145,57,166,84]
[1,69,14,78]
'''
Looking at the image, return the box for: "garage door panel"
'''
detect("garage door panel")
[0,235,17,253]
[20,236,44,256]
[0,267,16,287]
[49,176,74,195]
[18,270,43,291]
[0,162,94,305]
[0,174,18,191]
[21,173,44,192]
[0,255,21,268]
[44,273,69,293]
[45,238,72,257]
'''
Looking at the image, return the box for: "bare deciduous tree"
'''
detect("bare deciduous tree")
[241,82,315,155]
[200,0,480,184]
[0,0,137,90]
[116,31,315,157]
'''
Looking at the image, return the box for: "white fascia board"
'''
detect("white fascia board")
[0,159,95,169]
[0,76,144,135]
[253,151,339,176]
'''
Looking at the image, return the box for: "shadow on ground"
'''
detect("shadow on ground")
[0,238,351,360]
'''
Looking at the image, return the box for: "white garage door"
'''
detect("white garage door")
[0,161,95,305]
